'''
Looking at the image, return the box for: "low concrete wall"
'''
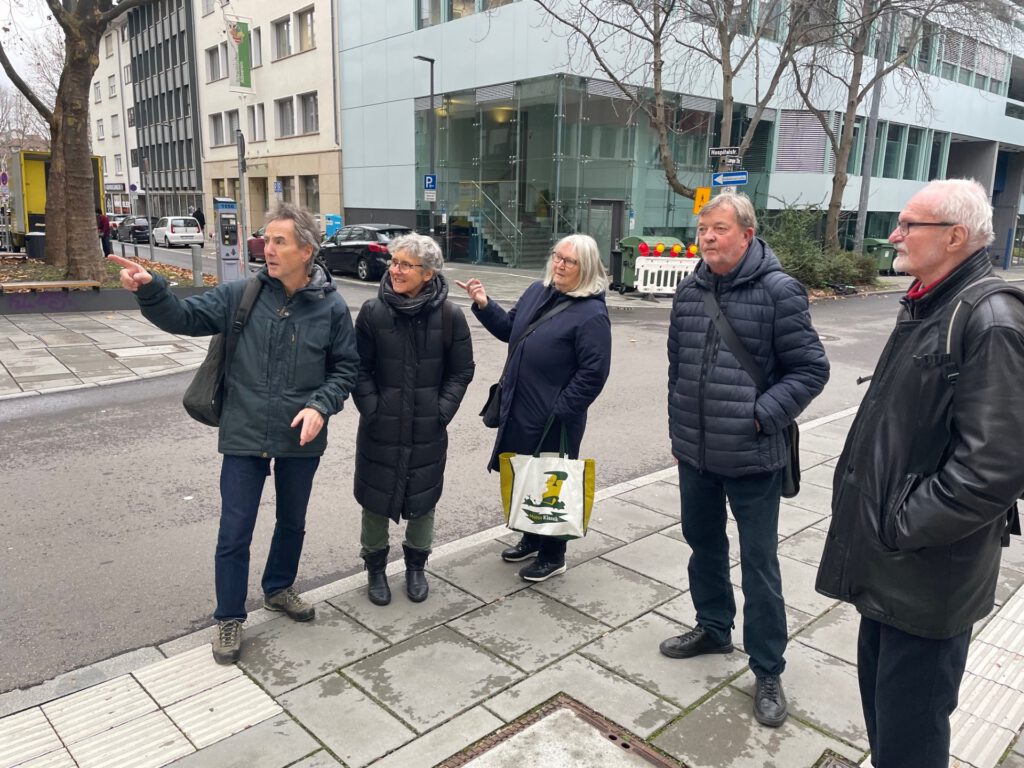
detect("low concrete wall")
[0,286,212,315]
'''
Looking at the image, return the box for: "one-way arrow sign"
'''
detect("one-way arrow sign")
[711,170,748,187]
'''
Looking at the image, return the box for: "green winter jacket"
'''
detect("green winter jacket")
[134,266,358,457]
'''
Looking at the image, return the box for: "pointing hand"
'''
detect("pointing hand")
[107,254,153,292]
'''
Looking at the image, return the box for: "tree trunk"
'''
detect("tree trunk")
[46,33,105,280]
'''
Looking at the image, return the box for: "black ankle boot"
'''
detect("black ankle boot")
[363,548,391,606]
[403,544,430,603]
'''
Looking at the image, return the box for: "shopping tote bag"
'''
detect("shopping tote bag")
[499,417,595,540]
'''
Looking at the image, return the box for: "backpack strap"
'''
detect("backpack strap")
[943,277,1024,385]
[224,277,263,382]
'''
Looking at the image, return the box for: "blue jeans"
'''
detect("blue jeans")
[677,462,786,678]
[858,616,970,768]
[215,455,320,621]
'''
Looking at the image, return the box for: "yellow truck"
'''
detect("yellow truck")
[1,151,104,252]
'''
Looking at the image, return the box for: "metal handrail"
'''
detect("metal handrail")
[462,180,522,236]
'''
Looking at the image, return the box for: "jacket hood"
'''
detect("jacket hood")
[257,262,337,298]
[693,237,783,292]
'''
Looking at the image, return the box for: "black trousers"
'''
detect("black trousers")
[858,615,971,768]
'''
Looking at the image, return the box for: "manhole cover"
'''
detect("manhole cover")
[815,751,861,768]
[441,694,679,768]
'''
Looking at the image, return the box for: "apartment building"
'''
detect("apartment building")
[195,0,342,240]
[339,0,1024,267]
[91,16,140,216]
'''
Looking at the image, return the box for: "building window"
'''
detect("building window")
[130,149,138,168]
[202,0,214,14]
[272,17,292,59]
[104,34,113,58]
[418,0,442,28]
[96,119,105,140]
[94,81,102,102]
[451,0,474,19]
[111,114,120,137]
[299,92,318,134]
[210,113,225,146]
[296,8,315,51]
[108,75,117,98]
[226,109,239,139]
[206,43,228,81]
[123,64,131,84]
[300,175,319,212]
[127,107,135,127]
[882,123,904,179]
[251,27,262,68]
[903,127,923,180]
[247,103,266,141]
[114,154,123,175]
[276,176,294,203]
[276,97,295,137]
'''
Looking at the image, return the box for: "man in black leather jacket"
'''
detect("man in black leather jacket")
[817,179,1024,768]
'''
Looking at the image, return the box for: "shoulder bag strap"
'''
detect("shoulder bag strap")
[224,277,263,382]
[498,300,572,385]
[701,289,768,394]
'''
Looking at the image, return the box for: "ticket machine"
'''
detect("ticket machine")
[214,197,244,283]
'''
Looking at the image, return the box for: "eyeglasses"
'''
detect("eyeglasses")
[896,221,955,237]
[387,259,425,273]
[551,253,579,267]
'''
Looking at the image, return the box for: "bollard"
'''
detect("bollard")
[190,244,204,287]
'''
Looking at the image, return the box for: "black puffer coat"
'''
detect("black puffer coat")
[816,251,1024,639]
[668,238,829,477]
[353,275,475,521]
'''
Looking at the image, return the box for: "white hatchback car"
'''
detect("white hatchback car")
[152,216,205,248]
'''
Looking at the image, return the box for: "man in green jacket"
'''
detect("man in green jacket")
[110,202,358,664]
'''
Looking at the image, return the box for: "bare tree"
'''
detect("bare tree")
[0,0,156,279]
[531,0,826,200]
[790,0,1008,250]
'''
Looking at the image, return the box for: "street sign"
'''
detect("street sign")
[693,187,711,214]
[708,146,740,157]
[711,170,748,187]
[722,156,743,166]
[273,180,282,194]
[424,174,437,190]
[424,189,437,202]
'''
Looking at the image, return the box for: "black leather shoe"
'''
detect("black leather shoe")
[753,675,788,727]
[659,626,734,659]
[501,537,540,563]
[362,548,391,606]
[403,544,430,603]
[519,559,566,582]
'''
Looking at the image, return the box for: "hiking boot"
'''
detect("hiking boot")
[753,675,788,727]
[212,619,243,665]
[363,548,391,606]
[263,586,315,622]
[501,536,540,563]
[659,626,734,659]
[519,559,566,582]
[403,544,430,603]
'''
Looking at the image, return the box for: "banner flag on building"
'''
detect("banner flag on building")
[225,15,253,92]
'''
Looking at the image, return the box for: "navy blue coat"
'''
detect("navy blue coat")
[473,281,612,471]
[668,238,829,477]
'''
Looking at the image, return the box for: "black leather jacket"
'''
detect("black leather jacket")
[816,250,1024,639]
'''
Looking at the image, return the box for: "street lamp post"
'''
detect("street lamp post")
[414,55,436,235]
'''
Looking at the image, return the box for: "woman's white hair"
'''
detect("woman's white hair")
[543,234,608,297]
[387,233,444,272]
[921,178,994,250]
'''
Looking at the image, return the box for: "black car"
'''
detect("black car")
[116,216,151,244]
[319,224,412,281]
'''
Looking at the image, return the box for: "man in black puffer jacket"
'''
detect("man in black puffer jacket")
[661,193,829,729]
[817,179,1024,768]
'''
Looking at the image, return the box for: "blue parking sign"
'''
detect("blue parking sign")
[424,174,437,190]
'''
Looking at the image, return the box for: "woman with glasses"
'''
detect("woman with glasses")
[353,233,475,605]
[455,234,612,582]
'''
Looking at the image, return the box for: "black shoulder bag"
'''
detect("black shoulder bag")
[183,277,263,427]
[701,290,800,498]
[480,300,572,428]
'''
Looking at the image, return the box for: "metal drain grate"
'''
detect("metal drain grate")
[439,693,681,768]
[815,751,862,768]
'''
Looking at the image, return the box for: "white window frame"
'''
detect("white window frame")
[272,16,292,60]
[108,75,117,98]
[209,113,225,146]
[251,27,262,68]
[93,81,102,103]
[247,103,266,142]
[299,91,318,134]
[111,114,121,137]
[104,34,113,58]
[96,119,105,140]
[114,154,123,175]
[296,7,315,52]
[276,97,295,137]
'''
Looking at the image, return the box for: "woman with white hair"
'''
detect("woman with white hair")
[456,233,612,582]
[353,233,475,605]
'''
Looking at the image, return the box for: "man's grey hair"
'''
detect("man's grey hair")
[699,192,758,232]
[543,233,609,297]
[266,203,321,273]
[388,233,444,272]
[921,178,994,250]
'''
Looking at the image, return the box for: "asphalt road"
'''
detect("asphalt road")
[0,289,902,693]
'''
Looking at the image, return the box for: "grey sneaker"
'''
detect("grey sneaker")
[212,619,243,665]
[264,586,315,622]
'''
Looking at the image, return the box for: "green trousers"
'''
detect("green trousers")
[360,508,434,557]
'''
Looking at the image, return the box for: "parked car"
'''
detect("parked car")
[247,227,266,263]
[319,224,412,281]
[116,216,151,244]
[151,216,204,248]
[108,214,128,231]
